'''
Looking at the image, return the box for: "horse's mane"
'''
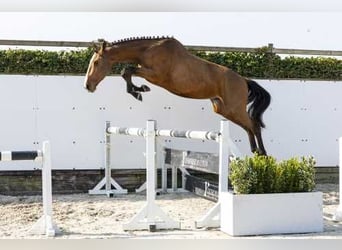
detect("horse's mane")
[109,36,173,46]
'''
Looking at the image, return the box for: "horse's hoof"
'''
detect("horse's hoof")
[254,148,267,156]
[141,85,151,92]
[131,91,142,101]
[135,92,143,101]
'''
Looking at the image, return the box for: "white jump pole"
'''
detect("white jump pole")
[29,141,60,237]
[333,137,342,221]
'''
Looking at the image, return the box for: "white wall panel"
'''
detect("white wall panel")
[99,77,221,169]
[35,76,107,170]
[260,81,342,166]
[0,75,39,170]
[0,75,340,170]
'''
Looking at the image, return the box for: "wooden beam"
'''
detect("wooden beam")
[0,39,341,56]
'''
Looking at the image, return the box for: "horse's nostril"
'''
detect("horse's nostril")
[85,84,95,93]
[85,84,91,91]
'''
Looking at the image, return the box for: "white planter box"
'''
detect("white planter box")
[220,191,323,236]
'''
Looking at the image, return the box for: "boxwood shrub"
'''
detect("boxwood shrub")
[229,154,316,194]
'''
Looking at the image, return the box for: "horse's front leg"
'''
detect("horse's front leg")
[121,66,150,101]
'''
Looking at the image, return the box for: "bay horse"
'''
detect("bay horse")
[84,37,271,155]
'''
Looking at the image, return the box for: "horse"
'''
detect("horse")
[84,36,271,155]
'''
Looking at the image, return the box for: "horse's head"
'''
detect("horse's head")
[84,41,112,93]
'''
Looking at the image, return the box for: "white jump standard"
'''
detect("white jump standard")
[88,121,128,196]
[108,120,180,231]
[0,141,59,237]
[155,120,230,228]
[333,137,342,221]
[107,119,230,231]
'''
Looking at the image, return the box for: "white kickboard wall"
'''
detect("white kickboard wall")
[0,75,340,170]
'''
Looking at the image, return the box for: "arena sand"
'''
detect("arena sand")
[0,184,341,239]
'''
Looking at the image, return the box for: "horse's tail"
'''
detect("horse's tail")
[246,79,271,128]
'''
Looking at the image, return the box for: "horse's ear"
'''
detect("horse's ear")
[99,41,107,54]
[92,43,100,53]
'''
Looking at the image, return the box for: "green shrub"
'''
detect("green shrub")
[192,50,342,80]
[276,156,316,193]
[229,154,316,194]
[0,48,341,80]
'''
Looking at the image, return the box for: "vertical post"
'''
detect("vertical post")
[180,152,189,190]
[162,149,167,192]
[41,141,56,236]
[340,138,342,212]
[105,121,111,193]
[267,43,274,53]
[29,141,60,236]
[156,141,167,192]
[123,120,180,231]
[88,121,127,195]
[334,138,342,221]
[195,120,230,228]
[146,120,156,212]
[218,120,229,200]
[172,163,178,192]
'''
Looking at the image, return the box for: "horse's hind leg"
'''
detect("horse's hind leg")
[121,66,150,101]
[211,98,259,154]
[234,114,267,155]
[254,125,267,155]
[235,115,267,155]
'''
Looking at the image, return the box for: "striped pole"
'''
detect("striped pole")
[156,129,219,141]
[108,126,220,141]
[107,126,145,137]
[0,150,41,161]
